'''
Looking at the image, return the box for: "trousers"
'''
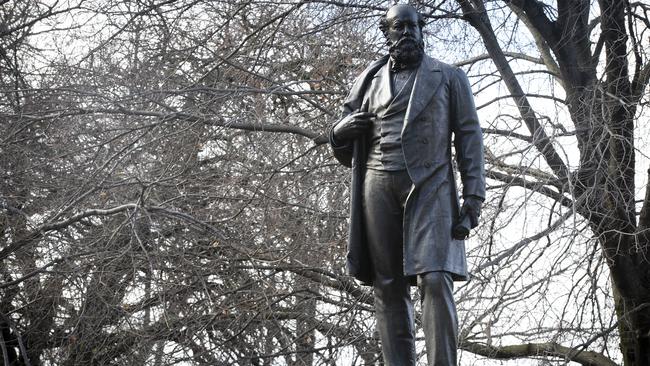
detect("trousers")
[362,169,458,366]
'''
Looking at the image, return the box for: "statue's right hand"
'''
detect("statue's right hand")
[332,112,376,141]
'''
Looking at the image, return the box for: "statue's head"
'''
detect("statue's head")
[379,4,426,68]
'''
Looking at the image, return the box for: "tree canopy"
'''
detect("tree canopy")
[1,0,649,365]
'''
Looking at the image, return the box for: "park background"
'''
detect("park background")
[1,0,650,365]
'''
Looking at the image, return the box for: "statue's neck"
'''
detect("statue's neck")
[389,54,423,72]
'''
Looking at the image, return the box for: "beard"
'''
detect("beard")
[388,37,424,69]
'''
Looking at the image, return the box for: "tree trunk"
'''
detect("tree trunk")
[294,291,316,366]
[613,287,650,366]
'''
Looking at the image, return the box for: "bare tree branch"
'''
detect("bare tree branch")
[461,341,618,366]
[458,0,570,182]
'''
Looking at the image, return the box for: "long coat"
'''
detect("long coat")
[329,54,485,285]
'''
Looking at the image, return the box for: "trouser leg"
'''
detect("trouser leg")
[419,271,457,366]
[363,170,416,366]
[373,277,415,365]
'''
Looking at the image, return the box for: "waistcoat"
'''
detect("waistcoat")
[364,63,416,171]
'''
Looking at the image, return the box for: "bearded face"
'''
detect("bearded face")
[382,5,425,69]
[388,36,425,67]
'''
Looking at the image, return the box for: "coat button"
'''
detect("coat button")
[420,137,428,144]
[424,161,432,168]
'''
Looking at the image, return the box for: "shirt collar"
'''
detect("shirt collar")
[389,55,421,73]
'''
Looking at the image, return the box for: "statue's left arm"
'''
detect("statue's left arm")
[450,67,486,228]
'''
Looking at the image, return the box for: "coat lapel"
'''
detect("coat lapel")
[344,55,389,113]
[376,61,394,107]
[404,56,442,128]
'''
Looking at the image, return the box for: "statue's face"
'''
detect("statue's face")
[383,5,424,67]
[384,5,422,49]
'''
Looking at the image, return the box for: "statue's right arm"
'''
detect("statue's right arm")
[329,114,354,168]
[329,57,387,168]
[329,110,375,168]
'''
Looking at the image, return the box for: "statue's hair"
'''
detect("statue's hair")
[378,6,426,37]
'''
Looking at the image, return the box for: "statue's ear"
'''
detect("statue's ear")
[378,16,389,37]
[418,13,426,30]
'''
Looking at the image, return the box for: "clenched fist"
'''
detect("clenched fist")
[452,196,483,240]
[332,111,376,142]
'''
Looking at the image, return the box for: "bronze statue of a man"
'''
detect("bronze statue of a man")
[328,4,485,365]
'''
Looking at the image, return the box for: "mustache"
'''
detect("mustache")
[388,36,424,53]
[395,37,418,46]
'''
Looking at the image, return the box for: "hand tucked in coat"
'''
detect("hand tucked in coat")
[452,196,483,240]
[332,111,376,143]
